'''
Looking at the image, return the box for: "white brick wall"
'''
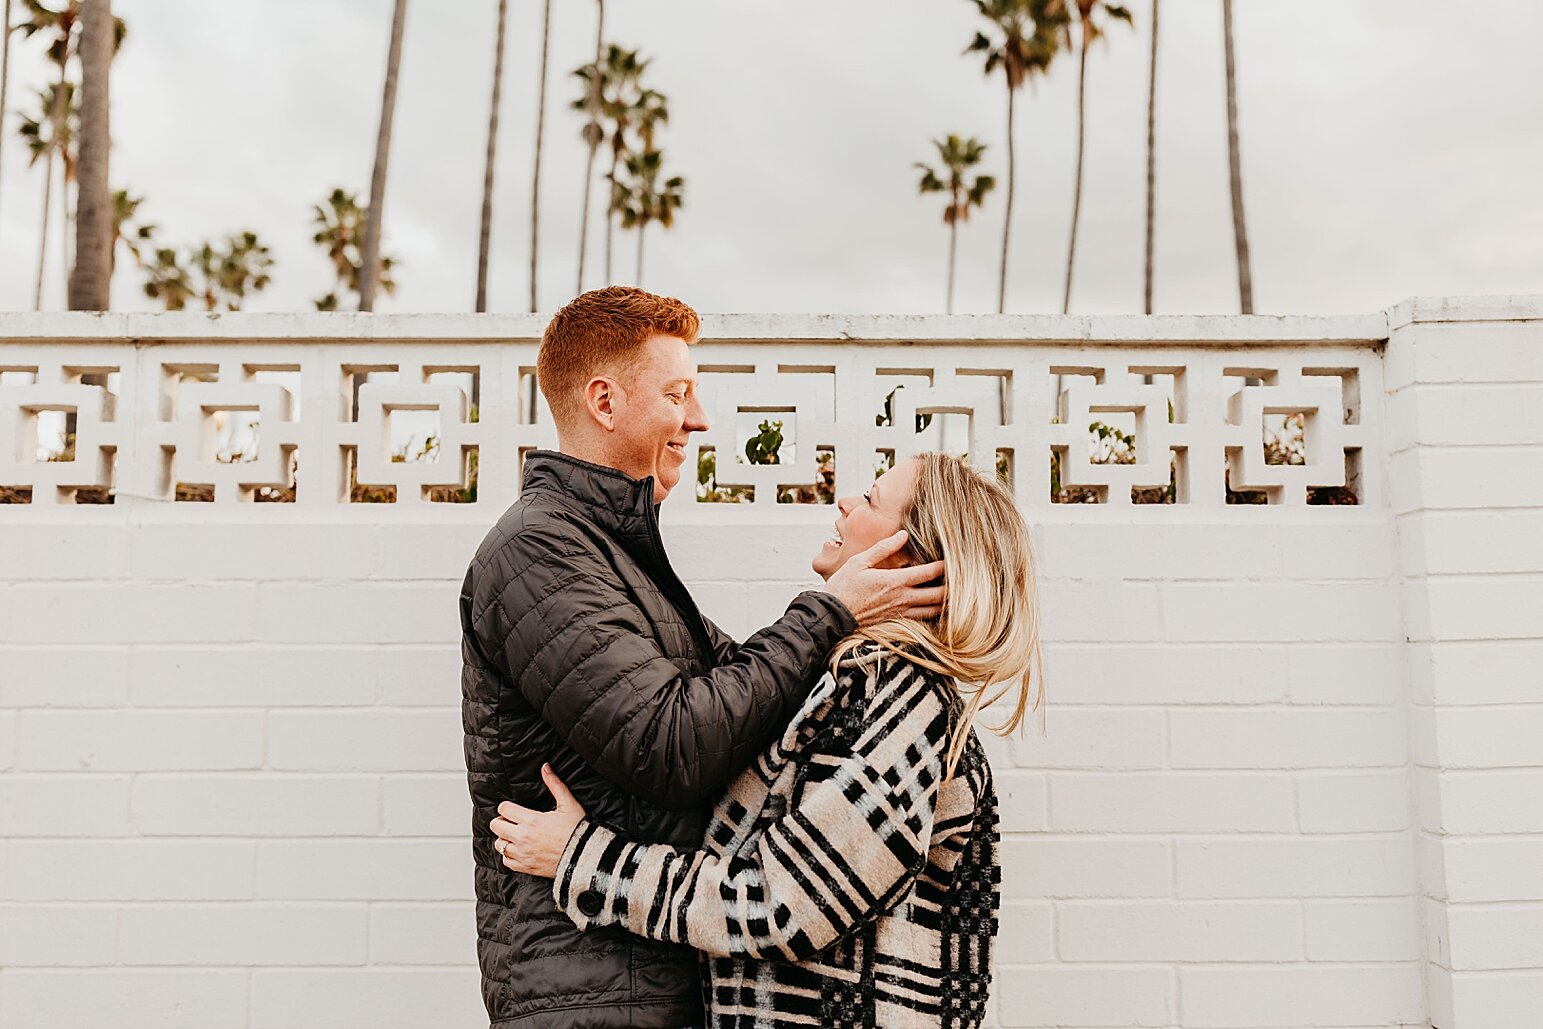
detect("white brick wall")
[1,304,1538,1027]
[1382,301,1543,1029]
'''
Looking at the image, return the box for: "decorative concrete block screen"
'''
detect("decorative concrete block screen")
[0,298,1538,1028]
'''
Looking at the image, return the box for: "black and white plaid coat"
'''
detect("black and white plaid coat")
[555,642,1001,1029]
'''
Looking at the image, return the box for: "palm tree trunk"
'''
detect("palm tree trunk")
[998,75,1016,314]
[68,0,112,311]
[635,221,645,287]
[1222,0,1253,313]
[474,0,508,313]
[946,214,958,316]
[1062,38,1089,315]
[1144,0,1159,314]
[604,148,618,283]
[62,167,73,301]
[528,0,552,313]
[575,140,599,292]
[0,0,14,249]
[32,166,50,310]
[359,0,408,312]
[575,0,604,294]
[33,68,68,311]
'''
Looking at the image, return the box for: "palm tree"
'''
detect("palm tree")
[1144,0,1158,314]
[143,232,273,312]
[0,0,16,246]
[358,0,407,312]
[190,243,225,311]
[200,231,272,311]
[1222,0,1252,312]
[966,0,1064,313]
[528,0,551,312]
[615,147,682,286]
[18,0,75,310]
[632,87,667,149]
[108,188,151,272]
[587,44,646,283]
[1059,0,1131,314]
[67,0,110,311]
[14,0,123,309]
[572,0,604,293]
[916,135,995,315]
[313,187,396,310]
[474,0,507,313]
[19,80,75,309]
[313,186,362,303]
[143,246,193,310]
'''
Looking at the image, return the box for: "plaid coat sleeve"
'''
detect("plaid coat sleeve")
[551,656,959,961]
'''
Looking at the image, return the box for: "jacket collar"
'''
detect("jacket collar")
[520,449,713,657]
[520,449,660,549]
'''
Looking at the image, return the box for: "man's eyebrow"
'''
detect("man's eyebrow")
[662,378,694,390]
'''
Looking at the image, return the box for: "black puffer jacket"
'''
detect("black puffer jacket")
[461,450,857,1028]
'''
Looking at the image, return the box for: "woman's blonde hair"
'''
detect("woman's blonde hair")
[830,452,1045,780]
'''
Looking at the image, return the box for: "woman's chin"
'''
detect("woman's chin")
[811,541,844,581]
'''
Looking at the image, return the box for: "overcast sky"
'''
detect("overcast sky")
[1,0,1539,318]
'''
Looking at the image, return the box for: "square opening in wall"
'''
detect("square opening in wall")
[342,366,399,422]
[346,447,397,504]
[696,446,753,504]
[427,369,481,422]
[1132,450,1180,505]
[1303,366,1361,425]
[388,408,443,464]
[426,446,479,504]
[778,447,834,504]
[210,409,262,464]
[737,409,795,466]
[1263,411,1308,467]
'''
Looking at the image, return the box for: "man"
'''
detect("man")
[460,286,945,1028]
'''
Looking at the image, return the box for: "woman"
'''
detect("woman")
[491,452,1044,1029]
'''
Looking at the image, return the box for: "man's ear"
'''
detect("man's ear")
[582,376,620,432]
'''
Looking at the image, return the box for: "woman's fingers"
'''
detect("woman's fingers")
[541,764,584,815]
[502,840,536,870]
[490,785,584,879]
[491,821,532,870]
[496,800,541,823]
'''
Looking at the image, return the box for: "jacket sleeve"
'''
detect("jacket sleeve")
[700,617,741,667]
[550,662,954,960]
[471,534,857,811]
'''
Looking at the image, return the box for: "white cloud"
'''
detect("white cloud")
[0,0,1538,316]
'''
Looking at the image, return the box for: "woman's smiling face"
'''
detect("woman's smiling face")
[811,457,919,580]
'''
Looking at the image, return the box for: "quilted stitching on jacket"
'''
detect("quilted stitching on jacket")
[461,450,857,1028]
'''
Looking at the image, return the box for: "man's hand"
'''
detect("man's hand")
[822,530,946,626]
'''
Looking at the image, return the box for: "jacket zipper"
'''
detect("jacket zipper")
[642,499,716,664]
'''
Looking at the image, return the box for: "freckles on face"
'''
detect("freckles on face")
[611,335,704,502]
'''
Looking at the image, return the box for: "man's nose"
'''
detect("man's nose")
[683,395,709,433]
[837,495,854,515]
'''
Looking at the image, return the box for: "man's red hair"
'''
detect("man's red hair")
[537,286,701,427]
